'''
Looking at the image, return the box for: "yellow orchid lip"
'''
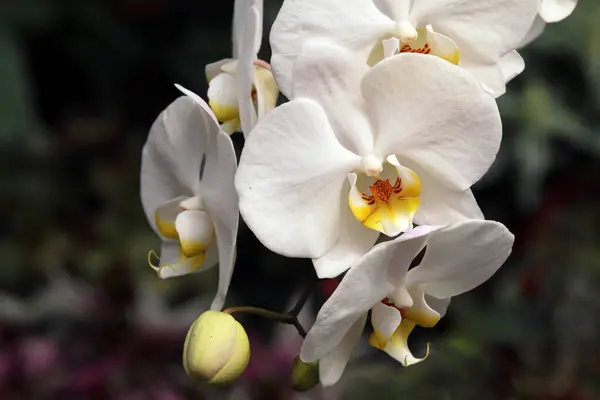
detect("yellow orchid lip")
[156,212,179,239]
[209,100,240,124]
[369,318,431,367]
[349,164,421,236]
[397,26,460,65]
[363,176,402,204]
[369,26,460,66]
[147,247,207,278]
[380,297,441,328]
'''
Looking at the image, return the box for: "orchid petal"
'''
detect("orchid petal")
[403,285,442,328]
[410,0,539,94]
[406,220,514,299]
[141,97,207,235]
[371,302,402,346]
[300,225,439,363]
[410,0,539,55]
[373,0,412,21]
[400,160,484,225]
[499,50,525,84]
[519,15,547,47]
[312,182,379,279]
[390,285,413,309]
[363,53,502,192]
[202,131,239,311]
[237,5,261,137]
[539,0,578,23]
[270,0,393,97]
[459,55,511,97]
[254,63,278,123]
[293,40,374,155]
[233,0,263,56]
[175,84,219,126]
[426,295,451,319]
[235,98,361,259]
[424,26,460,65]
[205,59,235,83]
[318,313,367,387]
[174,85,239,310]
[382,37,400,58]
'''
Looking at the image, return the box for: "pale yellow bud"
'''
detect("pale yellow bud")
[291,355,320,392]
[183,311,250,385]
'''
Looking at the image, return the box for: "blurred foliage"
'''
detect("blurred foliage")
[0,0,599,399]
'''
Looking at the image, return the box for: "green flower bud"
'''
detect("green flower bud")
[183,311,250,385]
[291,355,320,392]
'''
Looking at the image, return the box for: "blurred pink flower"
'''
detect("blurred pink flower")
[18,337,59,378]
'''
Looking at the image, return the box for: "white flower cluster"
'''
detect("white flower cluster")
[140,0,578,387]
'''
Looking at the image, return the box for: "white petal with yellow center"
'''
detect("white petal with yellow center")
[300,226,435,366]
[271,0,540,98]
[390,26,460,65]
[348,156,421,237]
[235,98,362,259]
[143,90,238,311]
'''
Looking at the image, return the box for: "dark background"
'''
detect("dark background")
[0,0,599,399]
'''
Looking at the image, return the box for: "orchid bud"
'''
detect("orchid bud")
[291,355,320,392]
[183,311,250,385]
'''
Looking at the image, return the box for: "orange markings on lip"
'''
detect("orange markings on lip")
[361,177,403,204]
[381,297,406,317]
[400,43,431,55]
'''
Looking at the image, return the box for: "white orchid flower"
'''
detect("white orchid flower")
[206,0,279,137]
[235,41,501,279]
[519,0,579,47]
[270,0,540,98]
[300,220,514,387]
[141,85,239,310]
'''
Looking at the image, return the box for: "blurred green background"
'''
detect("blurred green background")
[0,0,599,399]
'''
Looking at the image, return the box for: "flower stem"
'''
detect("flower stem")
[223,306,307,338]
[223,306,288,322]
[222,275,318,338]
